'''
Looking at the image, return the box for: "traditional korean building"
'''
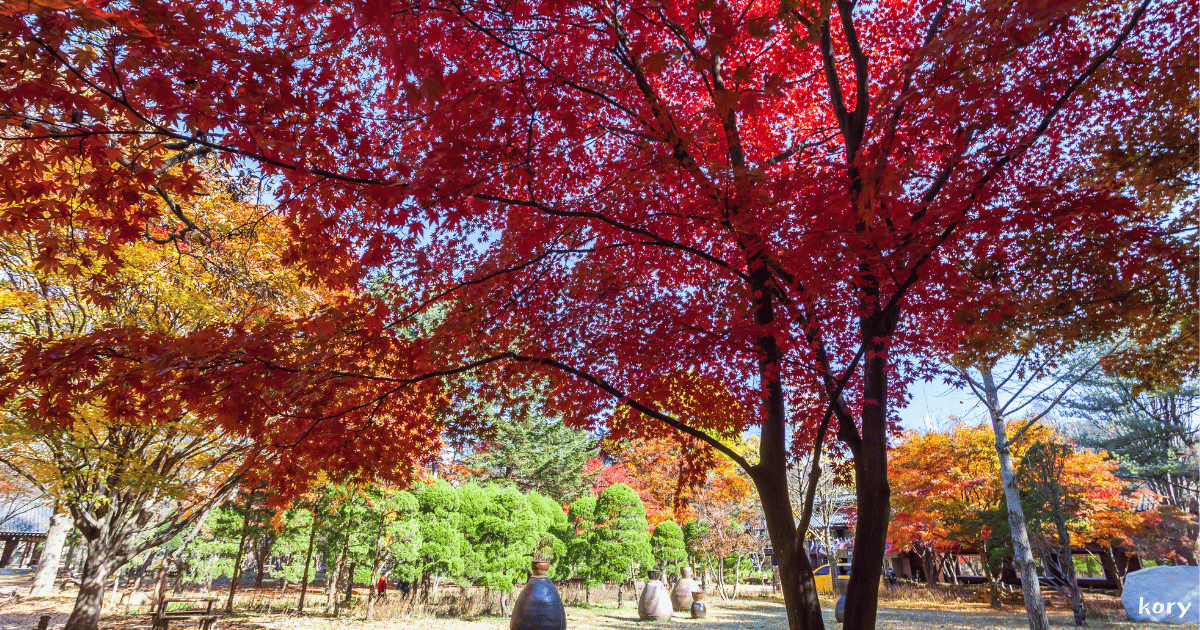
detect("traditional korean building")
[0,498,52,569]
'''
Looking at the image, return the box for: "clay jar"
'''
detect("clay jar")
[671,566,700,611]
[511,561,566,630]
[690,590,707,619]
[638,570,673,621]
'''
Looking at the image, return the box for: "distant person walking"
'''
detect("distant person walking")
[378,573,388,598]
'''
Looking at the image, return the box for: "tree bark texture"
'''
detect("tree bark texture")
[226,514,250,614]
[297,515,317,614]
[984,369,1051,630]
[64,537,123,630]
[254,534,271,587]
[840,348,891,630]
[29,509,70,596]
[324,541,347,614]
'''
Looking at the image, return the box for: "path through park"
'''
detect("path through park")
[2,587,1189,630]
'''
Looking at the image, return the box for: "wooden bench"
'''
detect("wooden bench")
[152,597,218,630]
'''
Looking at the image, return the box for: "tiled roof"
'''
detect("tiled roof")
[0,500,53,536]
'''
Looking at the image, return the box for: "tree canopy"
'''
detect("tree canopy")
[0,1,1190,629]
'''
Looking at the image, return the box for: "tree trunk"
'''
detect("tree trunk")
[1097,546,1124,594]
[944,554,959,586]
[226,514,251,614]
[986,568,1002,609]
[740,252,827,630]
[297,515,318,615]
[1053,535,1087,626]
[921,549,937,585]
[64,539,120,630]
[984,368,1051,630]
[838,330,892,630]
[367,506,388,622]
[716,557,727,600]
[732,553,743,599]
[172,559,187,594]
[152,559,169,610]
[344,561,356,603]
[254,534,272,588]
[131,551,158,592]
[63,539,81,576]
[65,561,109,630]
[29,509,71,596]
[324,540,348,614]
[750,442,824,630]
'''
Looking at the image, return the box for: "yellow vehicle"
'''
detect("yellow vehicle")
[813,563,852,593]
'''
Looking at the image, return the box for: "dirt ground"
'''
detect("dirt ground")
[2,570,1197,630]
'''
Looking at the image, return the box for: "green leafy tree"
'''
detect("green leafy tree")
[188,506,245,589]
[564,495,597,585]
[471,485,540,603]
[1070,377,1199,509]
[385,490,423,584]
[651,521,688,577]
[527,491,571,580]
[273,507,316,592]
[315,488,373,614]
[589,483,653,604]
[365,487,421,620]
[682,519,710,571]
[414,479,464,598]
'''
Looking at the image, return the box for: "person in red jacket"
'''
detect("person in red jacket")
[377,572,388,598]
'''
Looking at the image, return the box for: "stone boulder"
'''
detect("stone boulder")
[1122,565,1199,625]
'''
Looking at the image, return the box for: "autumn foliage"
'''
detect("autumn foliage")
[0,0,1191,629]
[888,422,1150,573]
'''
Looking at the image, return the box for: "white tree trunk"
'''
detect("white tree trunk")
[984,368,1050,630]
[29,510,71,596]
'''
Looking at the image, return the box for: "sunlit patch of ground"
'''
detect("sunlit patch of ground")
[4,571,1197,630]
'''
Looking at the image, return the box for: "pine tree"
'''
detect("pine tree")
[413,479,464,597]
[589,483,653,589]
[464,406,598,504]
[565,495,598,585]
[527,491,571,580]
[651,521,688,577]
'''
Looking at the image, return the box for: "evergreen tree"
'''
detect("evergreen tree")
[273,507,316,591]
[186,506,245,590]
[682,518,710,568]
[527,491,571,580]
[315,487,374,613]
[464,404,598,504]
[475,485,540,592]
[386,490,423,584]
[364,486,421,619]
[651,521,688,577]
[589,483,653,585]
[564,495,597,583]
[1069,377,1199,508]
[413,479,464,592]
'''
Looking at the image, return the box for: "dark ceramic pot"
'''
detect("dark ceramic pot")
[690,590,707,619]
[511,562,566,630]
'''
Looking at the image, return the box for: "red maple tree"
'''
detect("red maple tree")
[0,1,1188,629]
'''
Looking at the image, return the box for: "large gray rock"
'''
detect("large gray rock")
[1122,565,1200,624]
